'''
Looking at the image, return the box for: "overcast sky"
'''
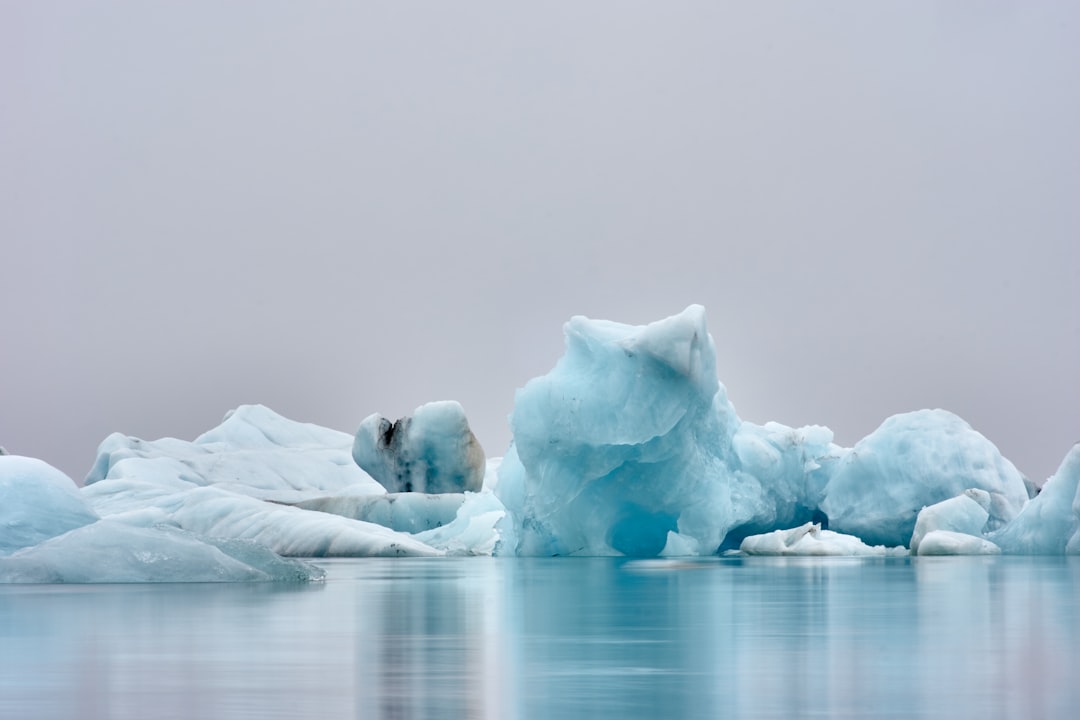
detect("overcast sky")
[2,1,1078,484]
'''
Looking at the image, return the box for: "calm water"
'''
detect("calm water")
[1,556,1078,719]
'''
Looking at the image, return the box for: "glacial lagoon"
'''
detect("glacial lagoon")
[2,556,1078,720]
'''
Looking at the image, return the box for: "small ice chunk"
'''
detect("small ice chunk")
[910,489,991,554]
[916,530,1001,556]
[740,522,905,556]
[352,401,485,494]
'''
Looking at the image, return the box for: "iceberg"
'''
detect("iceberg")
[820,409,1028,547]
[494,306,838,556]
[352,400,485,494]
[915,531,1000,556]
[76,406,448,560]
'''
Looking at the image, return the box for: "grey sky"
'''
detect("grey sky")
[2,2,1078,484]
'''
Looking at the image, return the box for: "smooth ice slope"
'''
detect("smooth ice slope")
[289,493,467,533]
[0,456,99,555]
[496,306,839,556]
[1,521,325,583]
[991,444,1080,554]
[352,401,485,494]
[820,410,1028,547]
[0,456,326,582]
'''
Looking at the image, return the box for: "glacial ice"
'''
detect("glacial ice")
[820,409,1028,547]
[0,455,324,582]
[497,306,851,556]
[739,523,905,557]
[0,456,99,555]
[85,404,385,502]
[990,444,1080,554]
[353,400,486,494]
[2,305,1077,580]
[909,489,991,555]
[915,530,1001,556]
[1,521,324,583]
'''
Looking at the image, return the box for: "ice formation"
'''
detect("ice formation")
[990,444,1080,554]
[820,409,1028,547]
[909,489,991,555]
[497,306,847,556]
[352,401,485,494]
[0,456,99,555]
[739,522,905,557]
[2,305,1077,581]
[86,404,384,502]
[0,455,324,582]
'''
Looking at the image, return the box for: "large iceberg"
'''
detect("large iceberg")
[495,306,839,556]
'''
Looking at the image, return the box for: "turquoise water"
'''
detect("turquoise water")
[1,556,1078,719]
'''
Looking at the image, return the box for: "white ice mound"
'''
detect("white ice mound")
[915,531,1000,556]
[495,305,838,556]
[820,410,1028,548]
[909,489,991,555]
[739,522,905,556]
[85,404,384,502]
[0,456,99,555]
[991,444,1080,554]
[352,401,485,494]
[0,520,325,583]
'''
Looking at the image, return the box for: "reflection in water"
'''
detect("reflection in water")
[1,557,1078,719]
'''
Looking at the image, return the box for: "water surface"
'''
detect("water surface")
[1,556,1077,719]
